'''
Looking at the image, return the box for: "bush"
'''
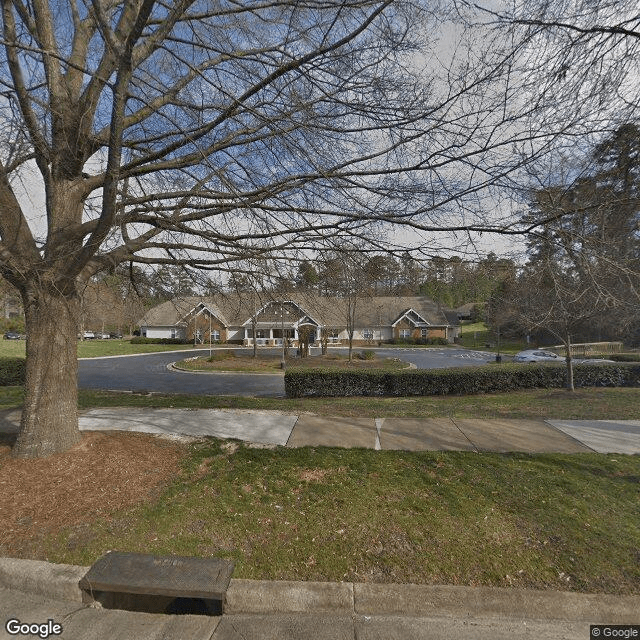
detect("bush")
[0,357,26,386]
[130,337,192,344]
[385,337,450,346]
[359,350,376,360]
[610,353,640,362]
[284,363,640,398]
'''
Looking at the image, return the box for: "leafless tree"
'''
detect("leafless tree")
[0,1,600,457]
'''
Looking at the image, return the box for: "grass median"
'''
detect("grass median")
[174,352,408,373]
[32,440,640,594]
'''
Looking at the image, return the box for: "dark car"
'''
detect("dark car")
[109,332,123,339]
[3,331,23,340]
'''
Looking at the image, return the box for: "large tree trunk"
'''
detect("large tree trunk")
[12,287,81,458]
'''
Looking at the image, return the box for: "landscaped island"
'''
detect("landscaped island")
[173,350,410,373]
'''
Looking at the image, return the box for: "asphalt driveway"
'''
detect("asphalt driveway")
[78,346,497,397]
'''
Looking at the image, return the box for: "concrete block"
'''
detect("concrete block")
[379,418,475,451]
[452,419,591,453]
[286,416,376,448]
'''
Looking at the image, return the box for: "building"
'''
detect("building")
[138,294,460,346]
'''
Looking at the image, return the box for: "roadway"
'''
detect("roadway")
[78,346,498,397]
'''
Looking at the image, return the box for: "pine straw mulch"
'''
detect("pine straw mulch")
[0,431,188,559]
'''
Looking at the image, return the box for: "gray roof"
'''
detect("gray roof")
[139,294,453,329]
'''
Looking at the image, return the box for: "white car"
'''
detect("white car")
[513,349,563,363]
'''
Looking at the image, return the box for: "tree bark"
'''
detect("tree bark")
[564,332,575,392]
[12,287,81,458]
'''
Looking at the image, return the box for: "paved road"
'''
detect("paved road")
[78,347,498,397]
[78,349,285,396]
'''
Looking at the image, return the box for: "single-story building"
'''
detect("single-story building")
[138,294,460,346]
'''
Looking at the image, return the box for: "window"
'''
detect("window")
[170,328,177,339]
[211,330,220,341]
[399,329,411,338]
[363,329,374,340]
[421,328,428,338]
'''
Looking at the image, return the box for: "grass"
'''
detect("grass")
[41,440,640,594]
[174,353,409,373]
[4,379,639,593]
[459,322,527,355]
[2,386,639,420]
[0,339,211,359]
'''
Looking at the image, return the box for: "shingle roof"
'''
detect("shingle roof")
[139,294,453,328]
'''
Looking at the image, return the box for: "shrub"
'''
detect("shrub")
[0,357,26,386]
[610,353,640,362]
[130,337,192,344]
[284,363,640,397]
[360,350,376,360]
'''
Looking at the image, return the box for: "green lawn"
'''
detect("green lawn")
[459,322,527,354]
[2,386,639,420]
[0,339,212,359]
[42,441,640,594]
[3,381,639,594]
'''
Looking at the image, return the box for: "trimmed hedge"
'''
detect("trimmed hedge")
[610,353,640,362]
[385,337,449,346]
[0,357,26,386]
[130,337,192,345]
[284,363,640,398]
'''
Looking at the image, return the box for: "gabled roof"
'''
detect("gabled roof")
[179,301,228,327]
[391,308,431,327]
[139,294,454,329]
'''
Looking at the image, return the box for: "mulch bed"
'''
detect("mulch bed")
[0,431,187,558]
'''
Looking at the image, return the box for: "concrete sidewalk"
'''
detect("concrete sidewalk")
[1,558,639,640]
[1,408,639,453]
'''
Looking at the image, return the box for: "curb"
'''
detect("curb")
[1,558,639,622]
[167,362,285,376]
[0,558,87,603]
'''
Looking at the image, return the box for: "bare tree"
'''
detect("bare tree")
[0,1,593,457]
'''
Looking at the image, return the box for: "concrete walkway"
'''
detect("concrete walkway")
[1,408,639,453]
[1,558,639,640]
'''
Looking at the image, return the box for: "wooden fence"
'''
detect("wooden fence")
[549,342,623,357]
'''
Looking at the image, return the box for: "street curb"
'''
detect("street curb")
[1,558,640,622]
[0,558,87,603]
[167,362,285,376]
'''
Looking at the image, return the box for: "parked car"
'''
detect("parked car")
[109,332,123,339]
[3,331,23,340]
[574,358,616,364]
[96,332,111,339]
[81,331,95,340]
[513,349,563,363]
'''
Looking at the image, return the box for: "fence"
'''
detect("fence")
[549,341,623,357]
